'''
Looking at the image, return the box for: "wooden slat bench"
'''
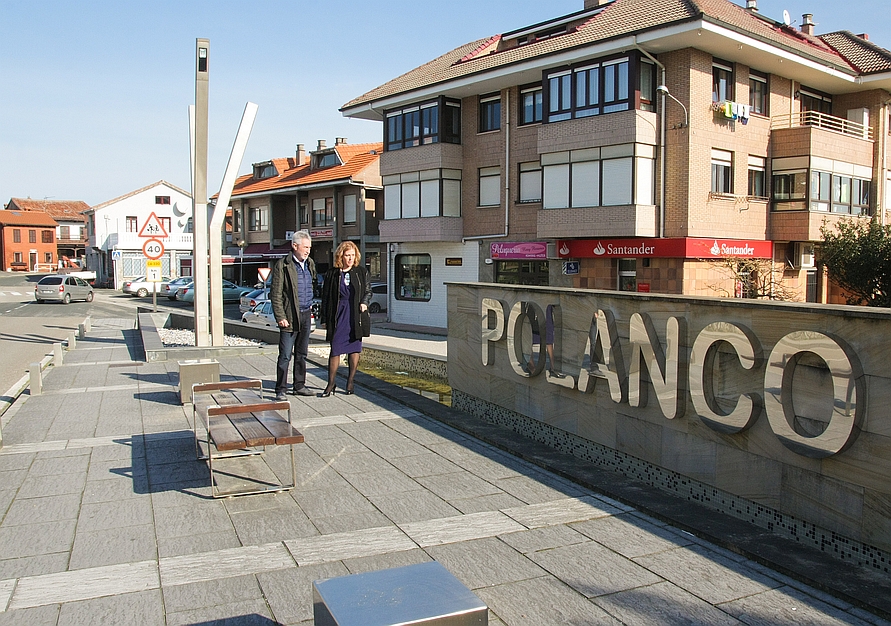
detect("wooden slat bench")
[191,379,304,498]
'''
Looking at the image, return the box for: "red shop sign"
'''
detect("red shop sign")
[557,237,772,259]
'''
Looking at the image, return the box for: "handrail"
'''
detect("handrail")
[770,111,873,141]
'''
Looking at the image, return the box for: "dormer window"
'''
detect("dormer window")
[254,162,278,179]
[316,152,339,168]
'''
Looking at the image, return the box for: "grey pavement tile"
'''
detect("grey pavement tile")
[400,511,525,547]
[14,470,86,499]
[0,519,75,559]
[320,450,394,476]
[0,478,26,503]
[165,598,274,626]
[476,575,623,626]
[425,536,548,589]
[0,490,18,519]
[157,529,242,559]
[0,604,60,626]
[385,452,463,478]
[161,573,263,614]
[528,539,663,598]
[0,553,69,580]
[633,542,782,605]
[0,455,34,472]
[258,561,349,626]
[1,493,82,527]
[594,580,742,625]
[146,459,210,489]
[85,457,146,483]
[88,439,143,462]
[229,506,319,545]
[368,489,461,524]
[342,547,432,575]
[503,495,622,529]
[292,485,378,520]
[491,474,588,505]
[498,524,591,555]
[382,415,468,445]
[150,486,209,510]
[26,455,90,477]
[449,492,526,514]
[311,510,394,535]
[75,497,153,532]
[718,585,883,626]
[415,470,503,501]
[81,478,146,504]
[295,465,352,492]
[153,502,234,540]
[69,523,157,569]
[571,512,695,559]
[340,467,423,497]
[285,525,416,566]
[57,588,164,626]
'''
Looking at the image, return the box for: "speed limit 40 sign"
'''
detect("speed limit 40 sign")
[143,238,165,260]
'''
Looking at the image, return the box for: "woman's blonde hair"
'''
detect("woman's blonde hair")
[333,241,361,269]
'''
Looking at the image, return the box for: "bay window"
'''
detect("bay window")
[386,97,460,151]
[383,169,462,219]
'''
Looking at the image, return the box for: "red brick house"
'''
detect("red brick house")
[0,209,59,272]
[6,198,90,265]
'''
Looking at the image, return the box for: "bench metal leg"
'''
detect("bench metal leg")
[208,443,298,498]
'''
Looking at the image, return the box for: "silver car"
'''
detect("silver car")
[122,275,171,297]
[34,274,94,304]
[241,300,315,330]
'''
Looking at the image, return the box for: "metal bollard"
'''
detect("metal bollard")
[68,332,76,350]
[54,342,64,366]
[29,363,42,396]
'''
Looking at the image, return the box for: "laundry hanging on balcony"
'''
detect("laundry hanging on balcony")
[718,101,751,124]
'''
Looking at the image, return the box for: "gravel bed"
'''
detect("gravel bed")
[158,328,267,347]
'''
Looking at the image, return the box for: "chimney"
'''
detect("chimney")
[335,137,347,145]
[745,0,758,11]
[317,139,327,151]
[859,33,869,41]
[801,13,814,36]
[296,144,306,166]
[583,0,611,9]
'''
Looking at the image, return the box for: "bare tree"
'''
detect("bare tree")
[703,256,799,301]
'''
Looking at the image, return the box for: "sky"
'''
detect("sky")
[1,0,889,207]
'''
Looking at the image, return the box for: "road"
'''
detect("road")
[0,273,242,395]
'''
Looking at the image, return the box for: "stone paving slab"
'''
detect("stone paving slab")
[0,319,888,625]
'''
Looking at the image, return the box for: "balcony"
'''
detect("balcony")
[770,111,873,141]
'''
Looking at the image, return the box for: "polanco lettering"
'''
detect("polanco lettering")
[480,299,864,459]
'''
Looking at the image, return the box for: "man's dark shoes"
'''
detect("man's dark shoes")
[291,387,315,397]
[274,391,288,402]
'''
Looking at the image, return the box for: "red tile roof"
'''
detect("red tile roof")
[0,209,59,227]
[342,0,874,110]
[820,31,891,74]
[228,143,382,198]
[7,198,90,222]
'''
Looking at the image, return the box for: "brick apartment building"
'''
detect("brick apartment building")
[0,209,58,272]
[227,139,384,283]
[341,0,891,328]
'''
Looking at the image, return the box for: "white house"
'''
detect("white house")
[84,181,193,288]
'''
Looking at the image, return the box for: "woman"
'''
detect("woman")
[318,241,372,396]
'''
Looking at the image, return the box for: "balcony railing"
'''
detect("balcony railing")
[770,111,873,141]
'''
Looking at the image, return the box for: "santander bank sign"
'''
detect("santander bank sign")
[558,237,772,259]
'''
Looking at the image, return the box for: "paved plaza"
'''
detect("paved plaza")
[0,318,888,625]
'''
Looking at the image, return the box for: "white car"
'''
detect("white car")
[123,275,171,297]
[369,282,387,313]
[241,300,315,330]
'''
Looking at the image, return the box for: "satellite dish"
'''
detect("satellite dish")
[782,9,791,25]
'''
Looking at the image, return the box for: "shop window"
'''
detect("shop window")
[618,258,636,291]
[495,260,549,286]
[395,254,431,301]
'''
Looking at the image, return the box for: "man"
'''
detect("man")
[271,230,316,400]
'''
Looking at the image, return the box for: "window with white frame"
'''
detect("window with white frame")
[520,85,543,125]
[343,194,357,224]
[542,144,644,209]
[712,59,734,103]
[312,198,333,227]
[383,169,462,219]
[748,156,766,198]
[518,162,542,203]
[249,206,268,231]
[749,70,767,115]
[126,216,137,232]
[710,149,733,194]
[479,94,501,132]
[479,167,501,207]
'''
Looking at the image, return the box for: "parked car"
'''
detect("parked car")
[241,300,315,331]
[239,288,269,313]
[369,282,387,313]
[122,275,171,297]
[175,279,252,303]
[34,274,94,304]
[164,276,192,300]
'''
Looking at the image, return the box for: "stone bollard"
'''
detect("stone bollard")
[29,363,42,396]
[54,342,64,366]
[68,332,76,350]
[78,323,86,339]
[84,317,91,333]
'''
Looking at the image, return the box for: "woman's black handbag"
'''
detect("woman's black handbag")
[360,309,372,337]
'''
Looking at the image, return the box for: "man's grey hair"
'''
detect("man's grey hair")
[291,229,312,244]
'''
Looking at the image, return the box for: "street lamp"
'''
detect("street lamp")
[656,85,688,128]
[237,239,248,285]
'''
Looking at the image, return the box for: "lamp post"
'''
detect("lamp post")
[238,239,248,285]
[656,85,688,128]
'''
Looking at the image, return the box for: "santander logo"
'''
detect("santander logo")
[559,243,570,256]
[710,241,721,256]
[593,242,606,255]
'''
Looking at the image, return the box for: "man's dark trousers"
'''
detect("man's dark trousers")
[275,309,312,393]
